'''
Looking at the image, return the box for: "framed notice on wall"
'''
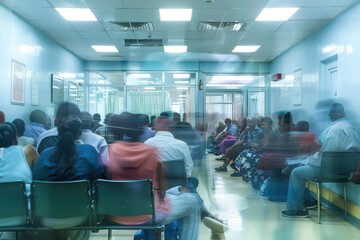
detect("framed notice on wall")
[11,60,26,105]
[51,74,64,104]
[292,69,302,106]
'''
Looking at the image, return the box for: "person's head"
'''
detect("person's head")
[328,103,345,122]
[172,112,181,123]
[79,111,94,130]
[224,118,232,126]
[0,123,17,147]
[246,117,257,130]
[0,111,5,123]
[54,102,80,127]
[52,117,82,178]
[294,121,309,132]
[29,109,48,127]
[153,116,174,132]
[104,113,114,125]
[110,112,143,142]
[218,120,225,127]
[280,112,294,133]
[139,114,150,127]
[12,118,25,137]
[93,113,101,122]
[259,117,273,132]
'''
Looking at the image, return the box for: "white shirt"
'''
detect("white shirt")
[80,129,109,165]
[307,118,360,167]
[145,131,193,177]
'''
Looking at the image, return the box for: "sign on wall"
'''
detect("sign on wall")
[11,59,26,105]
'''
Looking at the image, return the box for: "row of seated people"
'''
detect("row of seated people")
[0,102,226,240]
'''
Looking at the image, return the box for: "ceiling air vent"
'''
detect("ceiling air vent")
[124,39,164,47]
[109,21,154,31]
[197,21,245,31]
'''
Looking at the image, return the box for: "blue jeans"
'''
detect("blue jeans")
[286,164,320,210]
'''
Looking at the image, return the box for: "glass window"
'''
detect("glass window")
[164,73,196,85]
[126,72,163,85]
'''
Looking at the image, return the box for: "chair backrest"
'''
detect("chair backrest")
[320,151,360,179]
[31,180,91,227]
[0,181,28,227]
[94,179,155,224]
[162,160,187,189]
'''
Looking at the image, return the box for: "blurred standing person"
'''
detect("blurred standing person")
[0,111,5,123]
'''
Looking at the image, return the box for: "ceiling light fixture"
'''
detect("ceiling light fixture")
[91,45,118,53]
[159,9,192,21]
[55,8,97,21]
[164,45,187,53]
[255,8,299,21]
[232,45,260,53]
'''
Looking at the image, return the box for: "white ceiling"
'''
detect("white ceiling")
[1,0,358,62]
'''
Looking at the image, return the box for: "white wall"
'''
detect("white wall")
[269,2,360,206]
[0,4,84,123]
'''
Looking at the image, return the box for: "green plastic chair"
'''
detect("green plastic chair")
[311,151,360,224]
[162,159,187,190]
[94,179,164,240]
[30,180,92,229]
[0,181,29,239]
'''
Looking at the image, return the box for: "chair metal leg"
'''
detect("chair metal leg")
[108,229,112,240]
[344,184,348,220]
[316,182,321,224]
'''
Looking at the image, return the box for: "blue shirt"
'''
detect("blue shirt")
[33,143,105,181]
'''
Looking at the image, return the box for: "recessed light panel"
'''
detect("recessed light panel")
[164,46,187,53]
[159,9,192,21]
[255,8,299,21]
[56,8,97,21]
[232,45,260,53]
[91,45,118,53]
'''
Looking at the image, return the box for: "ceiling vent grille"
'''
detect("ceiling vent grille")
[109,21,154,31]
[197,22,245,31]
[124,39,164,47]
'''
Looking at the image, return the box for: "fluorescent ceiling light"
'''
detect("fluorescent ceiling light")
[255,8,299,21]
[164,45,187,53]
[55,8,97,21]
[159,9,192,21]
[173,73,190,79]
[232,45,260,53]
[144,87,156,90]
[176,87,188,90]
[91,45,118,53]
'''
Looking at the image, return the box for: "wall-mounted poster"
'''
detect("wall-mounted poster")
[11,60,26,105]
[292,69,302,106]
[51,74,64,104]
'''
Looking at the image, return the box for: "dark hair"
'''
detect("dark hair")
[12,118,25,136]
[110,112,144,142]
[29,109,48,125]
[93,113,101,121]
[295,121,309,132]
[54,102,80,127]
[260,117,273,127]
[0,123,17,147]
[79,111,93,130]
[104,113,114,125]
[224,118,232,125]
[51,117,82,178]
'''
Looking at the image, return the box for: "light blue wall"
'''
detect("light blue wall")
[270,2,360,207]
[0,5,84,123]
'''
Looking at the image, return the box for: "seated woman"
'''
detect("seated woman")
[33,117,105,240]
[107,112,224,240]
[0,122,38,187]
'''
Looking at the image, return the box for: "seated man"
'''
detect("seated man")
[281,103,360,217]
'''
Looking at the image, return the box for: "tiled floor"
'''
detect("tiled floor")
[90,153,360,240]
